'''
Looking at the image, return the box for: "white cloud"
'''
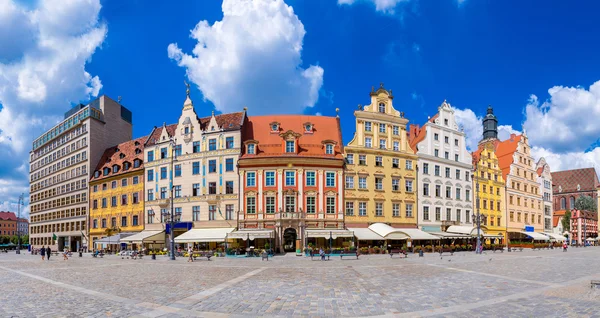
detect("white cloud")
[453,106,520,152]
[531,146,600,175]
[338,0,408,14]
[523,80,600,153]
[0,0,106,217]
[168,0,323,115]
[456,0,467,6]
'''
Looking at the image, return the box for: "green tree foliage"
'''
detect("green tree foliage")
[561,210,571,232]
[575,195,597,212]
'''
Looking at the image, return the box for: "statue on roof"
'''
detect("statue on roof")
[184,80,190,97]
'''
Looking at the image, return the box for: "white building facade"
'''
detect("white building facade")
[536,157,553,233]
[411,101,474,233]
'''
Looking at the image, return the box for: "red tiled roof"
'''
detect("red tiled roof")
[0,212,17,221]
[91,136,147,182]
[408,124,425,153]
[496,134,521,181]
[551,167,600,193]
[144,124,178,147]
[17,218,28,224]
[552,215,561,228]
[240,115,344,160]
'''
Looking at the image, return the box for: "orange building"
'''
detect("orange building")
[236,114,350,253]
[0,212,17,236]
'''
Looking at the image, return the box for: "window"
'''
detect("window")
[375,156,383,167]
[359,155,366,165]
[466,189,471,201]
[345,202,354,216]
[111,196,117,207]
[359,177,367,189]
[379,123,386,133]
[246,197,256,214]
[325,144,334,154]
[247,144,255,154]
[393,141,399,151]
[445,151,449,159]
[266,171,275,186]
[285,196,296,212]
[306,171,315,186]
[435,185,441,197]
[160,187,167,199]
[133,193,139,204]
[160,167,167,179]
[226,137,234,149]
[359,202,367,216]
[174,164,181,177]
[160,147,167,159]
[465,172,470,181]
[193,206,200,221]
[405,180,413,192]
[346,154,354,165]
[208,182,216,194]
[285,171,295,186]
[92,200,98,209]
[266,197,276,214]
[147,151,154,162]
[423,163,429,174]
[209,205,216,221]
[434,165,440,176]
[345,176,354,188]
[569,197,575,209]
[423,183,429,196]
[325,172,336,187]
[406,204,413,217]
[435,207,441,221]
[404,160,413,170]
[193,141,200,153]
[445,136,449,144]
[434,133,439,141]
[393,126,399,135]
[375,202,383,216]
[160,209,167,223]
[209,139,216,151]
[375,177,383,190]
[208,160,216,173]
[147,210,154,224]
[365,137,372,148]
[306,196,316,213]
[379,139,386,149]
[326,197,336,214]
[392,158,399,168]
[174,145,182,157]
[111,181,117,189]
[286,140,295,153]
[111,217,117,228]
[246,172,256,186]
[446,208,452,221]
[173,185,181,198]
[225,158,234,172]
[392,178,400,191]
[101,218,107,228]
[378,103,386,113]
[560,197,566,209]
[133,176,139,185]
[226,181,234,194]
[192,183,200,196]
[147,189,154,201]
[121,216,127,227]
[445,167,450,178]
[456,188,461,200]
[446,186,452,198]
[365,122,372,132]
[422,206,430,220]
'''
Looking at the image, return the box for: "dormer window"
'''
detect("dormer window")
[304,123,313,133]
[248,144,255,154]
[112,165,119,173]
[133,159,141,168]
[94,171,100,178]
[184,126,190,135]
[103,168,110,176]
[285,140,295,153]
[119,153,125,159]
[378,103,385,113]
[270,122,280,133]
[444,119,448,126]
[135,148,141,155]
[325,144,334,155]
[123,162,130,170]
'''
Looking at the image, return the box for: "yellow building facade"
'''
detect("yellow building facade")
[89,138,146,249]
[344,84,418,228]
[472,141,506,242]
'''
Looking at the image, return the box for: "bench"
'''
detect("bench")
[310,252,330,260]
[339,251,359,259]
[509,247,523,252]
[192,252,212,261]
[389,249,407,258]
[439,249,454,256]
[493,247,504,253]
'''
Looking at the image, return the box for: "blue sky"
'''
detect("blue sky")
[2,0,600,215]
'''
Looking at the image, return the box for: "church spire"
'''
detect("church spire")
[482,105,498,140]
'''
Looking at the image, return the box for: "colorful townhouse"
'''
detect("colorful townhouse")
[535,158,553,233]
[471,107,506,243]
[344,84,418,229]
[409,100,474,234]
[551,168,599,211]
[89,137,146,249]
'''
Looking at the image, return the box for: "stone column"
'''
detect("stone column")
[337,170,343,220]
[258,169,263,214]
[298,169,304,212]
[277,169,283,210]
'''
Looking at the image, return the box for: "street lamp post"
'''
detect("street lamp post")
[329,231,333,253]
[472,172,482,254]
[16,193,24,254]
[168,138,178,260]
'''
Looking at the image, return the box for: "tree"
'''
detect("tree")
[561,210,571,233]
[575,195,597,212]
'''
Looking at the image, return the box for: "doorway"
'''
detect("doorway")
[283,228,297,252]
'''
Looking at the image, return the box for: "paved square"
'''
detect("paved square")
[1,248,600,317]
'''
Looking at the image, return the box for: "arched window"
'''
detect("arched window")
[560,197,566,210]
[569,197,575,209]
[378,103,385,113]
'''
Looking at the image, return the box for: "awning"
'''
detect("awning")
[305,229,354,239]
[483,234,504,239]
[121,230,165,244]
[348,228,384,240]
[542,233,566,241]
[518,231,549,241]
[228,229,274,240]
[95,232,137,244]
[174,228,234,243]
[586,237,597,241]
[368,223,439,240]
[446,225,483,236]
[430,232,471,239]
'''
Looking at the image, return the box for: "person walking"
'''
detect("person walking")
[63,249,69,260]
[46,246,51,261]
[40,245,45,261]
[319,248,325,261]
[187,246,194,263]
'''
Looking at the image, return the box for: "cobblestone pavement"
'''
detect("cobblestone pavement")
[2,247,600,317]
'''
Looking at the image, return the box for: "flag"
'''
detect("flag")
[52,233,57,240]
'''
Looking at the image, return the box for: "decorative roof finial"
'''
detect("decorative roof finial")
[335,108,340,118]
[380,82,384,88]
[358,104,363,110]
[211,110,215,116]
[243,106,248,111]
[118,96,122,103]
[184,80,190,97]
